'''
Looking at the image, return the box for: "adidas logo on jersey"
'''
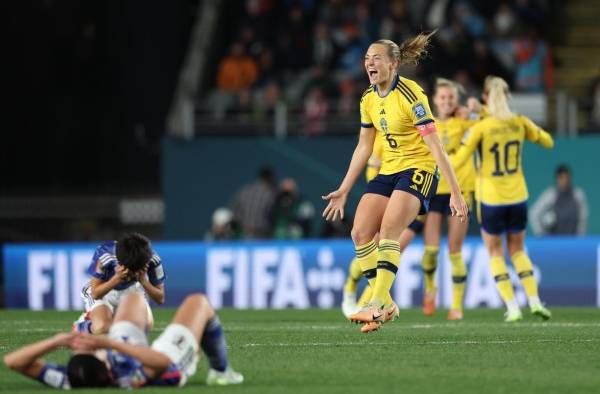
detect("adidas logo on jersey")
[380,109,386,115]
[410,184,419,191]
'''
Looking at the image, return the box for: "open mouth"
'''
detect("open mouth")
[368,70,378,79]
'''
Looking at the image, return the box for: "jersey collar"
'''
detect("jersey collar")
[374,74,399,98]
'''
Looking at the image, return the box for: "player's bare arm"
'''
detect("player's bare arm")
[90,263,130,300]
[4,332,79,380]
[322,126,375,221]
[423,131,468,220]
[73,334,171,377]
[138,264,165,304]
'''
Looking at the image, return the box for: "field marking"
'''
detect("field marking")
[239,338,600,348]
[4,321,600,333]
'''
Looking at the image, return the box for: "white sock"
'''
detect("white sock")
[506,299,520,314]
[528,296,542,309]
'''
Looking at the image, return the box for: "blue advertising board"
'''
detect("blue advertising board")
[3,237,599,310]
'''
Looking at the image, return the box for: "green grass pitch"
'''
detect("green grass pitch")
[1,308,600,394]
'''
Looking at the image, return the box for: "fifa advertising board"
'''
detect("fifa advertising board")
[3,237,600,310]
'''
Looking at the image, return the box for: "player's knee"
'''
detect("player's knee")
[184,293,210,309]
[351,226,373,246]
[91,319,112,335]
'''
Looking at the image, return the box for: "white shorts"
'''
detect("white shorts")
[108,321,148,346]
[151,324,199,386]
[81,282,146,313]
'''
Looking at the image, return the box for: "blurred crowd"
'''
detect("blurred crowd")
[205,167,317,241]
[206,0,558,135]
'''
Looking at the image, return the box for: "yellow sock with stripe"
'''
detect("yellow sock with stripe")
[422,246,439,294]
[490,256,517,307]
[511,251,542,307]
[344,258,363,294]
[371,239,401,307]
[355,240,378,288]
[449,252,467,311]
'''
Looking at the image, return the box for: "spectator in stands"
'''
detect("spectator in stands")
[530,165,588,236]
[213,41,258,119]
[253,80,283,123]
[337,78,358,116]
[303,86,329,136]
[231,167,276,239]
[270,177,315,239]
[312,22,336,69]
[513,28,553,92]
[216,41,258,93]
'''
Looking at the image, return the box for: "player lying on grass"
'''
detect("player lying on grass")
[4,292,244,388]
[73,233,166,335]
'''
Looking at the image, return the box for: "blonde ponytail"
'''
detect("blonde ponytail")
[374,30,436,68]
[485,76,514,120]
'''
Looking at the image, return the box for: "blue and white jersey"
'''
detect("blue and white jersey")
[37,364,71,389]
[37,358,182,389]
[108,350,182,388]
[86,241,166,291]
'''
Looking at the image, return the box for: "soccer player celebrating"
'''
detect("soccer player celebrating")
[323,32,468,333]
[420,78,477,321]
[73,233,166,335]
[451,76,553,322]
[342,133,425,318]
[4,292,243,388]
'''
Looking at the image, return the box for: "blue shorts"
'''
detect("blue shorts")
[480,201,528,235]
[366,169,438,215]
[407,217,424,233]
[429,194,451,215]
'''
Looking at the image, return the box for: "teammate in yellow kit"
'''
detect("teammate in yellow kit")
[323,32,468,333]
[451,76,553,322]
[420,79,476,321]
[341,131,424,317]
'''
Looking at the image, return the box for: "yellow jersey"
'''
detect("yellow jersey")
[366,132,384,182]
[360,75,436,175]
[452,115,554,205]
[435,117,475,194]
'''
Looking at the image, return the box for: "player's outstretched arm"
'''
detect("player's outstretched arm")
[322,126,375,221]
[423,131,468,220]
[4,332,78,380]
[73,334,171,376]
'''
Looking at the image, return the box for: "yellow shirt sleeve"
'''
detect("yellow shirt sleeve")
[360,88,374,128]
[405,83,434,126]
[522,116,554,148]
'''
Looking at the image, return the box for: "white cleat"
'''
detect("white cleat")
[207,367,244,386]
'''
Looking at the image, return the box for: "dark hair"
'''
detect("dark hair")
[258,166,274,183]
[556,164,571,176]
[67,354,112,388]
[116,233,152,273]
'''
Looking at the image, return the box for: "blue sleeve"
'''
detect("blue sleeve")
[147,251,166,286]
[87,241,117,281]
[38,364,70,389]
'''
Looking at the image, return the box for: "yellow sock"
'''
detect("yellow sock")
[490,256,515,304]
[422,246,439,294]
[449,252,467,311]
[355,240,378,288]
[371,239,401,306]
[511,251,538,298]
[357,285,373,307]
[344,258,363,294]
